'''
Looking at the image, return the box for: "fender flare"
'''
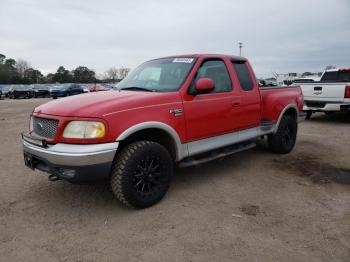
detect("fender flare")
[115,121,188,161]
[274,104,298,132]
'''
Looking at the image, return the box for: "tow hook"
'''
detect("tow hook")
[48,174,61,182]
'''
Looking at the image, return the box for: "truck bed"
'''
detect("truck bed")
[259,85,303,124]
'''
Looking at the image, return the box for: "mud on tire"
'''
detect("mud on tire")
[110,141,173,208]
[268,115,297,154]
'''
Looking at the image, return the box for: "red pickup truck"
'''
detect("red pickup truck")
[22,54,304,208]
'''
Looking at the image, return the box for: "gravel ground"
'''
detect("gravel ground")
[0,98,349,262]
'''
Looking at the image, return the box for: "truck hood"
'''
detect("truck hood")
[34,90,181,118]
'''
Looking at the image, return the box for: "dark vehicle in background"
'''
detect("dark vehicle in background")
[32,85,50,98]
[1,86,11,98]
[0,85,4,99]
[50,84,85,99]
[8,85,33,99]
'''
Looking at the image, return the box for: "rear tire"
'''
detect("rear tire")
[268,115,297,154]
[110,141,173,208]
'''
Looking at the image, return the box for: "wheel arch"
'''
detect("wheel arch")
[275,104,298,132]
[116,122,187,161]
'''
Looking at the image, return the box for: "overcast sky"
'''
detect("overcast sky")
[1,0,349,77]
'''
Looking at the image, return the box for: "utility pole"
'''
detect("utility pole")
[239,42,243,56]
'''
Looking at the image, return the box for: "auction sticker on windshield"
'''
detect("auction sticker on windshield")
[173,58,194,63]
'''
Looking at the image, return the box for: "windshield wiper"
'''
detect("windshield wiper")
[120,86,154,92]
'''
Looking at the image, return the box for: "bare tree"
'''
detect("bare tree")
[0,54,5,64]
[117,67,131,79]
[105,67,118,82]
[16,59,31,77]
[325,65,336,71]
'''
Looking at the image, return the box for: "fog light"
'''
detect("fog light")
[58,168,76,178]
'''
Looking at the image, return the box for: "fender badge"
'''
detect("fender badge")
[169,109,183,116]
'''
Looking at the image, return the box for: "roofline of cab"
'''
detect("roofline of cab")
[145,54,248,63]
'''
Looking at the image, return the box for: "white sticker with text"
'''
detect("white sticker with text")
[173,58,194,63]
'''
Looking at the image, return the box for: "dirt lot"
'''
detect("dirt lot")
[0,98,349,262]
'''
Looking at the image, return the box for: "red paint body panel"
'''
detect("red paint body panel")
[30,54,303,145]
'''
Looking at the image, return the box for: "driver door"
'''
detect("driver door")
[182,59,239,141]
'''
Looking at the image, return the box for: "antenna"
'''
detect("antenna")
[239,42,243,56]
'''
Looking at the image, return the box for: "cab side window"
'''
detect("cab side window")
[232,62,254,91]
[190,60,232,94]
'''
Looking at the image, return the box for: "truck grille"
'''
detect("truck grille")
[32,117,59,139]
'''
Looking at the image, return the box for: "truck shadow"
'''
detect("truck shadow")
[172,148,260,187]
[20,148,261,214]
[272,153,350,185]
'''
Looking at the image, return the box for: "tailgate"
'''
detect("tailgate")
[300,83,347,102]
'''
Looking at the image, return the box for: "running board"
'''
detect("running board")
[178,141,256,168]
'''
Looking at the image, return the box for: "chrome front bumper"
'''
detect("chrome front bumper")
[23,140,119,166]
[22,140,119,181]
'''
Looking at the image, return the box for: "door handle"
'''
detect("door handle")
[232,102,240,107]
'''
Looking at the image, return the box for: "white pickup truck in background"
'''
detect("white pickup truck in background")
[299,68,350,119]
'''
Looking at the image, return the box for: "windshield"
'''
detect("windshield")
[117,57,196,92]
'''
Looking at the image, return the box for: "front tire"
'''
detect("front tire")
[110,141,173,208]
[268,115,297,154]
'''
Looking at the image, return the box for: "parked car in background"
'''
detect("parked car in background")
[1,86,11,98]
[258,79,277,87]
[0,86,3,99]
[82,85,90,93]
[89,84,112,92]
[50,83,85,99]
[22,54,304,208]
[8,85,33,99]
[300,68,350,118]
[32,85,50,98]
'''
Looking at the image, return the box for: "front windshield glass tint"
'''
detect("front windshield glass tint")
[117,57,196,92]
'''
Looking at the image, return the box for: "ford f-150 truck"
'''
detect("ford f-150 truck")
[22,54,304,208]
[300,68,350,119]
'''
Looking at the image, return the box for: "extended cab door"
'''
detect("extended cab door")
[182,58,241,141]
[231,61,261,129]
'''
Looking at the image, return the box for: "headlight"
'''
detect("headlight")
[63,121,105,139]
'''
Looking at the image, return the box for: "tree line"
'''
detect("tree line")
[0,53,130,84]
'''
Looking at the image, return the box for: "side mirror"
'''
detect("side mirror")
[195,78,214,93]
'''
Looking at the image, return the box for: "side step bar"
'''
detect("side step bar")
[179,141,256,168]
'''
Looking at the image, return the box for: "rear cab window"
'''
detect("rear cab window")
[321,70,350,82]
[232,61,254,91]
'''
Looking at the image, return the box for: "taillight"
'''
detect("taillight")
[345,86,350,98]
